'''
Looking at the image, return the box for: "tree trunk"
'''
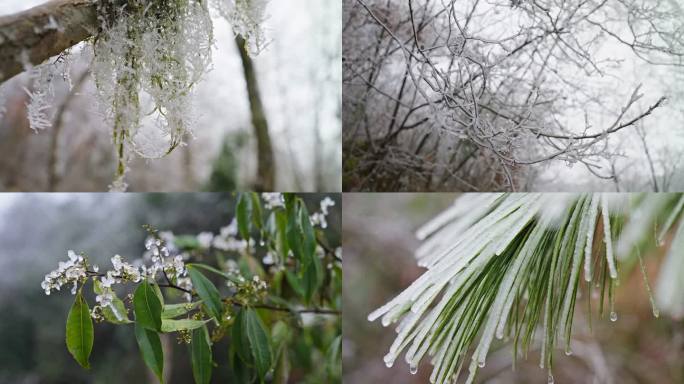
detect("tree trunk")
[235,35,275,192]
[0,0,97,83]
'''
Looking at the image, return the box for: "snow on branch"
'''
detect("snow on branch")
[0,0,97,83]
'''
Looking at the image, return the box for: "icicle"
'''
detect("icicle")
[601,195,618,279]
[584,195,599,282]
[657,194,684,245]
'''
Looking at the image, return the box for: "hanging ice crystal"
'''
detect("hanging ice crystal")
[92,0,213,189]
[214,0,270,56]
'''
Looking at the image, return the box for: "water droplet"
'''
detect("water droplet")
[564,348,573,356]
[259,240,265,246]
[383,354,394,368]
[477,361,485,368]
[653,308,660,318]
[610,311,618,322]
[547,372,555,384]
[410,364,418,374]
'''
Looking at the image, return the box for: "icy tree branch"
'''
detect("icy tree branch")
[0,0,97,83]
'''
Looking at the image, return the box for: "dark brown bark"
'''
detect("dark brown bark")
[0,0,98,83]
[235,35,275,191]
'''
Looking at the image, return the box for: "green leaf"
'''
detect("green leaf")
[134,323,164,383]
[232,308,251,363]
[286,205,304,263]
[152,282,165,305]
[187,266,224,321]
[299,202,317,266]
[250,192,263,230]
[303,258,322,304]
[285,270,305,299]
[93,280,132,324]
[326,335,342,379]
[283,194,296,212]
[275,210,289,260]
[231,345,253,383]
[134,281,163,331]
[190,262,240,283]
[161,319,208,333]
[237,193,252,240]
[162,301,201,319]
[273,346,290,384]
[190,325,212,384]
[66,292,94,369]
[243,308,273,381]
[271,320,290,350]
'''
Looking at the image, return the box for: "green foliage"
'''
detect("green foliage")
[161,319,208,333]
[46,193,341,383]
[94,280,132,324]
[237,193,253,240]
[187,266,224,321]
[371,193,684,384]
[205,134,247,191]
[134,281,163,331]
[242,308,273,381]
[134,323,164,383]
[66,292,94,370]
[161,301,201,319]
[190,325,212,384]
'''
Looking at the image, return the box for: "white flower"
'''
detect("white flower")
[197,232,214,249]
[262,193,285,209]
[110,254,141,283]
[220,219,238,237]
[262,252,275,265]
[213,237,248,252]
[101,273,117,288]
[163,255,187,280]
[320,197,335,215]
[310,212,328,229]
[41,250,88,295]
[96,291,114,307]
[177,277,193,302]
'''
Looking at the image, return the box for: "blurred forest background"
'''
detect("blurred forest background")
[0,0,341,192]
[0,193,341,383]
[343,194,684,383]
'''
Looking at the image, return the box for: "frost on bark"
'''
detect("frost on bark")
[0,0,97,83]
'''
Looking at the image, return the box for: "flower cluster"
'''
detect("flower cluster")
[207,219,251,252]
[224,260,268,304]
[310,196,335,229]
[262,193,284,209]
[142,234,188,281]
[41,250,88,295]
